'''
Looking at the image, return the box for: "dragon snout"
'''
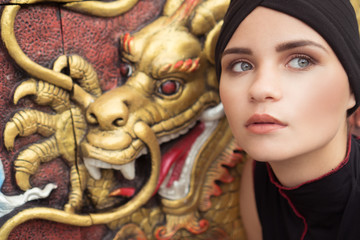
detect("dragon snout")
[86,95,129,130]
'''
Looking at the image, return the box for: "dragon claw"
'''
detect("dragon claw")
[14,78,71,113]
[12,138,60,192]
[15,171,32,191]
[13,79,37,105]
[3,121,19,151]
[4,53,98,212]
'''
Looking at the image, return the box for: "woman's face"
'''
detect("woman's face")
[220,7,356,162]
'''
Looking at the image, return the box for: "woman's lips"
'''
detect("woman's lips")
[245,114,287,134]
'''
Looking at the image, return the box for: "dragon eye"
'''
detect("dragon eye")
[159,80,180,96]
[119,62,133,77]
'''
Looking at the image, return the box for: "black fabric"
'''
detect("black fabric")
[254,136,360,239]
[215,0,360,114]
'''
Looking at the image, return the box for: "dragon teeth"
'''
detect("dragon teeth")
[136,147,148,158]
[157,121,196,145]
[84,158,102,180]
[84,157,136,180]
[112,160,135,180]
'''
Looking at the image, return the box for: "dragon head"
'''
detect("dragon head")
[80,0,228,210]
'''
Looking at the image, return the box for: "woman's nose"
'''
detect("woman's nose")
[248,69,283,102]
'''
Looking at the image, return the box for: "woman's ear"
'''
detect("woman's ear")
[347,92,356,110]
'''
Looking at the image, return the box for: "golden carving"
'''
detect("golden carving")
[64,0,139,17]
[0,0,247,239]
[1,0,139,90]
[351,0,360,32]
[1,4,73,91]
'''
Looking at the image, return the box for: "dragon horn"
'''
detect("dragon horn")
[165,0,202,25]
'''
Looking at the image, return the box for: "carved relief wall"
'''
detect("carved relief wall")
[0,0,246,239]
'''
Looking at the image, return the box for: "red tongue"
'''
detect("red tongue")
[109,188,136,197]
[109,122,205,198]
[154,122,205,194]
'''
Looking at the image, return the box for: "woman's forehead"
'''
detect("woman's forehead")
[226,7,329,51]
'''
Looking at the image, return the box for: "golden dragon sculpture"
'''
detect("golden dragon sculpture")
[0,0,247,239]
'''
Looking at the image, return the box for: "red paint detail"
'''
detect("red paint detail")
[154,227,168,240]
[187,219,209,235]
[183,58,192,70]
[154,122,205,195]
[231,151,244,165]
[212,184,222,197]
[122,33,134,54]
[174,60,183,69]
[218,168,234,183]
[190,58,200,72]
[154,218,209,240]
[160,64,172,73]
[123,33,130,51]
[184,58,192,66]
[109,187,136,197]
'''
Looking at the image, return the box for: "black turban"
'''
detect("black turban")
[215,0,360,114]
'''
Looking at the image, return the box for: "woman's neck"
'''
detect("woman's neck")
[269,127,350,188]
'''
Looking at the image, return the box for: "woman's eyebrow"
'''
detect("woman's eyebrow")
[276,40,328,53]
[222,47,252,58]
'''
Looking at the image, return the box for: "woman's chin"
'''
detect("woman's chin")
[245,149,291,163]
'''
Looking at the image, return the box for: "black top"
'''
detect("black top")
[254,136,360,240]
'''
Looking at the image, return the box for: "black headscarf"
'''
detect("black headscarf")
[215,0,360,114]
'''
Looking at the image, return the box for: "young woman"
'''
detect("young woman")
[215,0,360,239]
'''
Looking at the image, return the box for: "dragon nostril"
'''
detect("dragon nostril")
[113,118,125,127]
[88,113,98,125]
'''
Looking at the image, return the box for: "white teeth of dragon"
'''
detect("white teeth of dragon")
[84,157,136,180]
[136,147,148,158]
[158,121,196,145]
[112,160,135,180]
[84,158,102,180]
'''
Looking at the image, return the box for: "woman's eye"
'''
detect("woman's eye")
[288,57,311,69]
[232,61,253,72]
